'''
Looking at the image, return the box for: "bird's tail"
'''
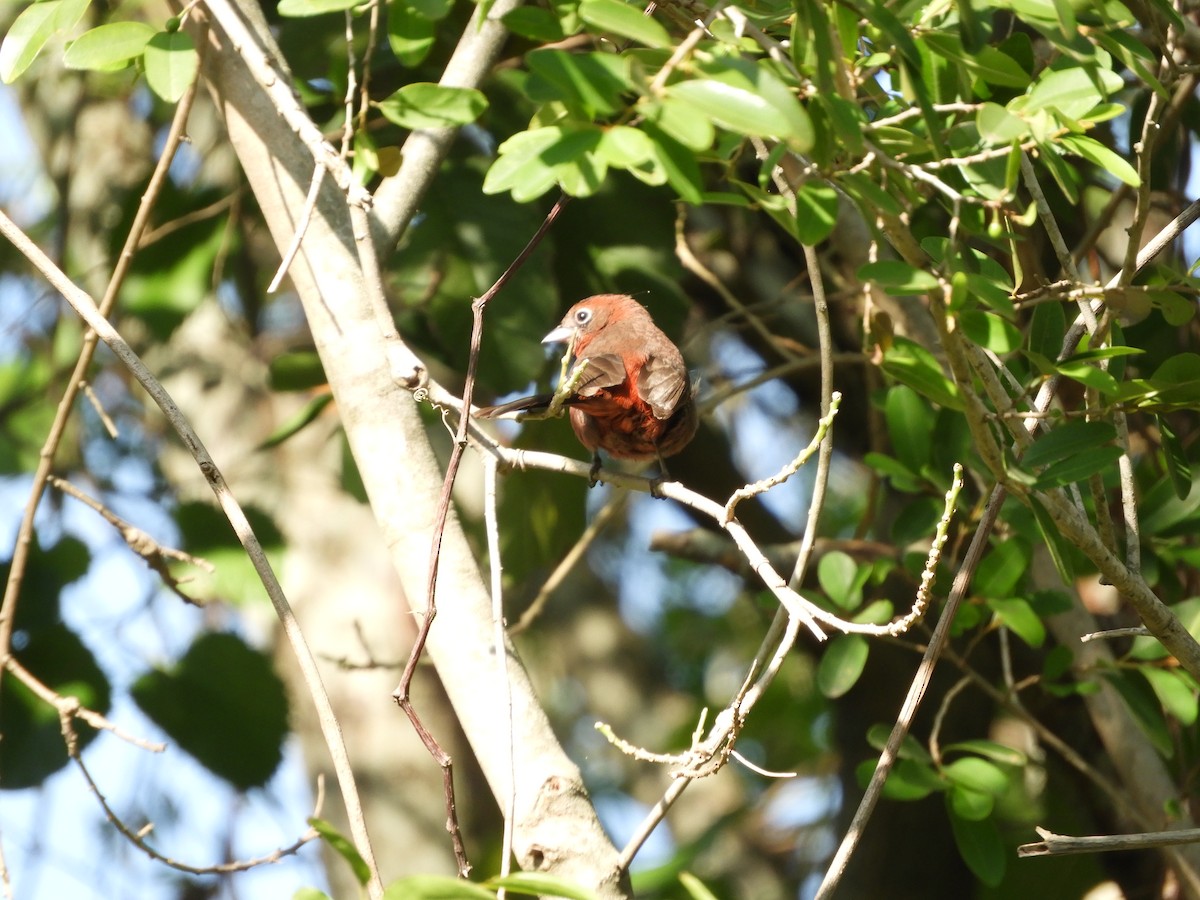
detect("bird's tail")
[475,393,557,419]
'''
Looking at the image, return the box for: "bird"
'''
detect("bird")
[477,294,698,484]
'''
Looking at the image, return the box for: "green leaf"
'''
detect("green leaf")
[293,889,333,900]
[1158,414,1192,500]
[408,0,453,19]
[977,102,1029,144]
[1028,494,1074,582]
[858,260,939,294]
[387,2,436,66]
[143,30,197,102]
[63,21,155,71]
[818,551,866,609]
[882,337,963,410]
[0,0,90,83]
[1033,445,1123,489]
[131,633,289,790]
[974,539,1030,598]
[948,783,995,821]
[988,597,1046,647]
[500,7,566,41]
[1021,65,1124,120]
[940,763,1008,796]
[488,871,598,899]
[856,757,943,800]
[885,384,933,474]
[668,64,812,150]
[1059,134,1139,187]
[923,33,1030,87]
[278,0,359,15]
[817,634,869,698]
[1028,297,1065,360]
[383,875,496,899]
[949,809,1006,886]
[1023,420,1118,468]
[959,310,1021,354]
[943,739,1028,766]
[640,122,704,204]
[378,83,488,129]
[310,818,371,887]
[578,0,670,48]
[259,394,334,449]
[0,623,111,788]
[794,182,838,244]
[642,96,715,151]
[526,49,632,118]
[677,871,720,900]
[1141,667,1199,726]
[168,501,285,605]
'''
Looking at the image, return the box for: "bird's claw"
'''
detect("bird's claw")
[588,454,602,488]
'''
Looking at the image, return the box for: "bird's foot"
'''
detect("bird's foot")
[588,453,603,488]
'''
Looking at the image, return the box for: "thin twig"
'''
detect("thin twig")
[1020,826,1200,858]
[483,456,517,891]
[391,192,571,876]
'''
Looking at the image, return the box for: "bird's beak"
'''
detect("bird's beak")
[542,324,573,345]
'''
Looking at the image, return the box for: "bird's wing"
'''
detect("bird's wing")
[571,353,627,395]
[637,356,688,419]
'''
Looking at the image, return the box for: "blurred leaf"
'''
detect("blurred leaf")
[856,757,943,800]
[949,809,1006,886]
[501,7,566,41]
[817,634,869,698]
[943,756,1009,796]
[948,783,994,821]
[1105,669,1173,758]
[858,260,939,294]
[0,0,91,83]
[1156,415,1192,500]
[278,0,359,15]
[387,2,435,66]
[817,551,863,609]
[987,597,1046,647]
[310,818,371,886]
[270,350,328,391]
[974,539,1029,598]
[489,871,598,899]
[1141,667,1199,726]
[942,739,1028,766]
[794,182,838,245]
[384,876,496,899]
[885,384,934,474]
[677,871,719,900]
[63,21,155,70]
[579,0,670,48]
[0,624,112,788]
[169,502,285,606]
[259,394,334,449]
[131,632,289,790]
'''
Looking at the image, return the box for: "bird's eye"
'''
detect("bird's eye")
[574,308,593,325]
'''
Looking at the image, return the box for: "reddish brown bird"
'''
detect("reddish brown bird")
[478,294,698,478]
